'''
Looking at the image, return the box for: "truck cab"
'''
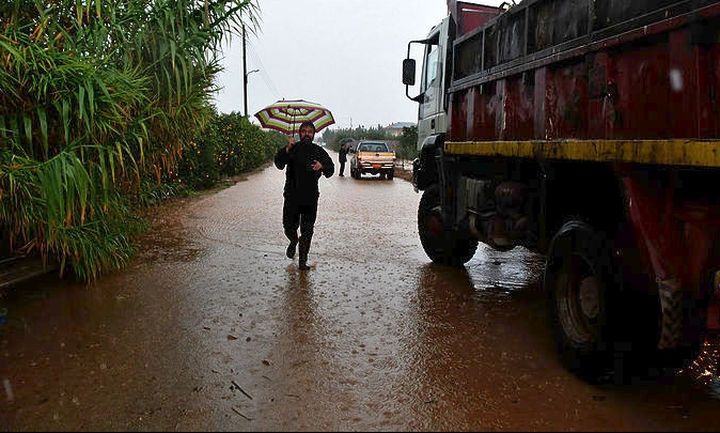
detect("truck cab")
[405,2,503,149]
[415,18,451,149]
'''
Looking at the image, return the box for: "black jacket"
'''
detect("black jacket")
[339,145,348,163]
[274,141,334,205]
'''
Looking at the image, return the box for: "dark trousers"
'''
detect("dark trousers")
[339,160,346,176]
[283,199,318,261]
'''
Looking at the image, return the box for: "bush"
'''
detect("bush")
[178,121,222,189]
[398,126,419,160]
[178,111,286,188]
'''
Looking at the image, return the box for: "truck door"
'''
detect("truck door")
[417,20,448,149]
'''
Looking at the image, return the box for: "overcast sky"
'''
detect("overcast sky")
[213,0,504,130]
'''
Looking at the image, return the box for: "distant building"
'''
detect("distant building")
[385,122,416,137]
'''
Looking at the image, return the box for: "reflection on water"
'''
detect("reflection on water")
[685,340,720,400]
[283,266,319,324]
[403,261,564,430]
[465,245,545,301]
[280,265,321,351]
[466,245,720,400]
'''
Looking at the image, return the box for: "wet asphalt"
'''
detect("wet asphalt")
[1,157,719,431]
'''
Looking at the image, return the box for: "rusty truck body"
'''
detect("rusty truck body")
[403,0,720,378]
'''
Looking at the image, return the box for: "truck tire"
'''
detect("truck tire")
[387,170,394,180]
[544,220,620,379]
[418,185,477,267]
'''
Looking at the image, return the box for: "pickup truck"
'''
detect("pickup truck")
[350,141,396,180]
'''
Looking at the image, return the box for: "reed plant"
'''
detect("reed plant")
[0,0,258,279]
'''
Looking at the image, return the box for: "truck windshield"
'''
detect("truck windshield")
[358,143,389,152]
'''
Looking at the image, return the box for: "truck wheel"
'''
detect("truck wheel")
[388,170,394,180]
[418,185,477,267]
[545,221,620,379]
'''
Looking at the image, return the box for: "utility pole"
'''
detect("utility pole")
[243,25,248,117]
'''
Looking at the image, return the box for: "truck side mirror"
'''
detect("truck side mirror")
[403,59,416,86]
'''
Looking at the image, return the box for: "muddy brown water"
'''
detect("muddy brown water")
[1,159,719,431]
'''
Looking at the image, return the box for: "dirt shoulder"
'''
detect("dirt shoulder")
[394,161,413,183]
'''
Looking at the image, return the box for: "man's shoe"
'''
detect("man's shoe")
[298,261,311,271]
[286,240,298,259]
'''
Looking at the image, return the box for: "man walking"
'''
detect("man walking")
[274,121,334,270]
[338,142,348,177]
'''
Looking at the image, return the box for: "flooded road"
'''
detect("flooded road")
[1,161,720,431]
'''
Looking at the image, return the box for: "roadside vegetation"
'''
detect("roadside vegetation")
[0,1,280,281]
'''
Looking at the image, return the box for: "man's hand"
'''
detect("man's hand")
[311,160,323,172]
[285,137,295,152]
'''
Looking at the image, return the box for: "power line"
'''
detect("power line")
[247,41,281,100]
[259,69,280,100]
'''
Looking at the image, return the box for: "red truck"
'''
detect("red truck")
[403,0,720,378]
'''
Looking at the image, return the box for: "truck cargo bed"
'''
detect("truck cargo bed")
[448,0,720,155]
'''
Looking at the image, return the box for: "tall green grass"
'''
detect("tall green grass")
[0,0,258,280]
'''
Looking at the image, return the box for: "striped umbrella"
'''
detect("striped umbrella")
[254,99,335,135]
